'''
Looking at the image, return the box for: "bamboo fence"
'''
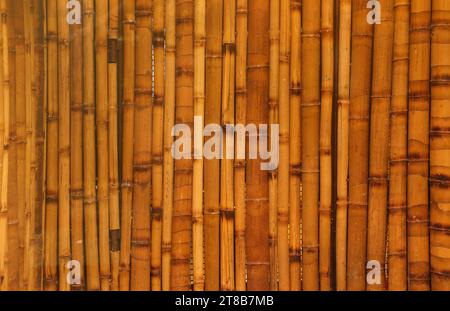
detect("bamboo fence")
[0,0,448,291]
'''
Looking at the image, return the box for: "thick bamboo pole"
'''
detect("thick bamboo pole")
[408,0,431,291]
[430,0,450,291]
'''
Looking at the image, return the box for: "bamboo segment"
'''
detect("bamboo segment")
[162,0,176,291]
[367,0,395,291]
[408,0,431,291]
[131,0,152,291]
[246,0,270,291]
[301,0,321,291]
[204,0,222,291]
[234,0,248,292]
[289,0,302,291]
[171,0,194,291]
[430,0,450,291]
[347,0,374,291]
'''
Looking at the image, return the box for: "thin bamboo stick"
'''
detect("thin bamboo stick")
[408,0,431,291]
[430,0,450,291]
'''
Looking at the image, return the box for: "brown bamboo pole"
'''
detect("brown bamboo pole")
[269,0,280,291]
[347,0,374,291]
[430,0,450,291]
[319,0,334,291]
[69,0,85,291]
[367,0,395,291]
[162,0,176,291]
[119,0,135,291]
[220,0,235,291]
[301,0,321,291]
[151,0,165,291]
[235,0,248,291]
[388,0,410,291]
[43,0,58,291]
[130,0,152,291]
[171,0,194,291]
[108,0,120,292]
[204,0,222,291]
[83,0,101,291]
[246,0,270,291]
[336,0,351,291]
[408,0,431,291]
[289,0,302,291]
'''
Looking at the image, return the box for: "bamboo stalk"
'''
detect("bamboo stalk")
[95,0,111,291]
[430,0,450,291]
[301,0,321,291]
[336,0,351,291]
[151,0,165,291]
[235,0,248,291]
[204,0,222,291]
[246,0,270,291]
[289,0,302,291]
[408,0,431,291]
[220,0,235,291]
[162,0,176,291]
[347,0,374,291]
[367,0,395,291]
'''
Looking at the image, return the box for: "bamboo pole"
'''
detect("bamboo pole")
[301,0,321,291]
[246,0,270,291]
[151,0,165,291]
[95,0,111,291]
[367,0,395,291]
[130,0,152,291]
[119,0,135,291]
[347,0,374,291]
[408,0,431,291]
[430,0,450,291]
[0,0,5,290]
[162,0,176,291]
[204,0,222,291]
[220,0,235,291]
[289,0,302,291]
[235,0,248,291]
[336,0,351,291]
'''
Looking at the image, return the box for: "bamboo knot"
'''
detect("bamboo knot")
[301,32,320,39]
[123,19,136,25]
[135,10,152,18]
[301,101,321,107]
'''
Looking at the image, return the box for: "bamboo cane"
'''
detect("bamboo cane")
[247,0,270,291]
[204,0,222,291]
[347,0,374,291]
[336,0,351,291]
[119,0,135,291]
[367,0,395,291]
[162,0,176,291]
[151,0,165,291]
[95,0,111,291]
[408,0,431,291]
[0,0,5,290]
[235,0,248,291]
[130,0,152,291]
[220,0,235,291]
[289,0,302,291]
[430,0,450,291]
[269,0,280,291]
[301,0,321,291]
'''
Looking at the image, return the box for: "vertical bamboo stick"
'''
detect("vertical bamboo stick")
[151,0,165,291]
[289,0,302,291]
[204,0,222,291]
[301,0,321,291]
[347,0,374,291]
[235,0,248,291]
[220,0,235,291]
[408,0,431,291]
[430,0,450,291]
[246,0,270,291]
[162,0,176,291]
[130,0,152,291]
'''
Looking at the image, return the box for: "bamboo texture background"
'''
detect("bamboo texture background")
[0,0,449,291]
